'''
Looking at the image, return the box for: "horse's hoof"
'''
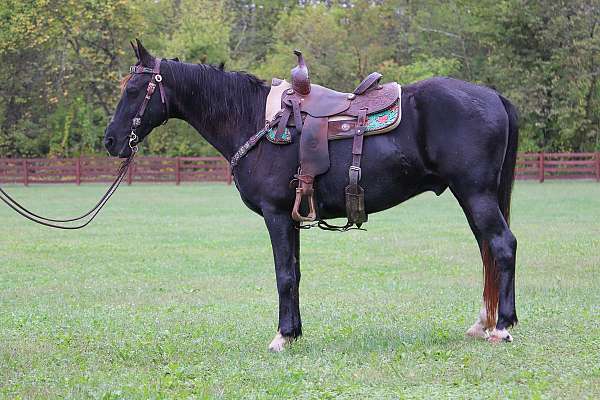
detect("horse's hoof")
[487,328,513,343]
[466,322,488,339]
[268,332,293,352]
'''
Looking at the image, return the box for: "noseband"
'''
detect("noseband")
[127,57,169,152]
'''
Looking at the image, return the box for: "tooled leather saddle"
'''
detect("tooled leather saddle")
[231,50,402,230]
[271,51,401,228]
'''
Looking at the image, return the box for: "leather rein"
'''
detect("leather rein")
[0,58,167,229]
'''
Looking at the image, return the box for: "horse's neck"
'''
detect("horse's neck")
[170,63,268,160]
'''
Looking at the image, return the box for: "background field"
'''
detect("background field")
[1,182,599,399]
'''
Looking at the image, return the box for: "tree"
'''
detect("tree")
[1,0,598,156]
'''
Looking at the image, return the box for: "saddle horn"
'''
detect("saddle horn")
[291,50,311,95]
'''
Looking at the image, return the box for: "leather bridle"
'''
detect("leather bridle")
[0,59,170,229]
[127,57,169,153]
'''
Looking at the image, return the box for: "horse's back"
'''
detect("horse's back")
[406,76,508,131]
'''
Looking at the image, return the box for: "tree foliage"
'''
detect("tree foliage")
[1,0,599,157]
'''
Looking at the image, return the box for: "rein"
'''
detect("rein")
[0,58,168,229]
[0,155,134,229]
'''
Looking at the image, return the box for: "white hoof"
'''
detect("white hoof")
[268,332,293,352]
[488,328,513,343]
[466,322,488,339]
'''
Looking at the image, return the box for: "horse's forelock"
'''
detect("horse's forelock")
[120,74,132,94]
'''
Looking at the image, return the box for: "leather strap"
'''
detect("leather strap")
[230,127,269,168]
[135,81,156,122]
[154,59,169,116]
[276,107,292,136]
[343,108,368,228]
[349,109,367,186]
[0,156,134,229]
[291,99,303,133]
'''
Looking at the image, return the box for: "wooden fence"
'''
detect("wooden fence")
[516,153,600,182]
[0,153,599,185]
[0,156,232,185]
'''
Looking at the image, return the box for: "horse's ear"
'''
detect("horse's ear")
[171,57,180,62]
[135,38,154,66]
[218,62,225,71]
[130,41,139,60]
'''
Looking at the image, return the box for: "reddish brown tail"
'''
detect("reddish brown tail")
[482,95,519,328]
[482,241,499,327]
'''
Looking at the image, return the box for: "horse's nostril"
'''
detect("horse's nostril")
[104,136,115,149]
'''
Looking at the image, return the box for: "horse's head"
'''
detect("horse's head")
[104,39,170,157]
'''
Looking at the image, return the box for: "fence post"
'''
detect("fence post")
[226,161,232,185]
[596,152,600,182]
[176,157,181,185]
[127,159,133,185]
[23,159,29,186]
[538,152,545,183]
[75,156,81,185]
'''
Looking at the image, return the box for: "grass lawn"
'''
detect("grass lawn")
[1,181,599,399]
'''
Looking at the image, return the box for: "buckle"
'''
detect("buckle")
[349,165,361,180]
[129,132,139,153]
[132,117,141,127]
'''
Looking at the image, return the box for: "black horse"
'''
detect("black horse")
[105,40,518,351]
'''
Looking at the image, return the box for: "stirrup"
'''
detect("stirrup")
[292,188,317,222]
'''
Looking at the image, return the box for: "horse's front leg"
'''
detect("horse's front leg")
[263,209,301,352]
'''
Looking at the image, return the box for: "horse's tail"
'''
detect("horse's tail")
[497,95,519,226]
[483,94,519,328]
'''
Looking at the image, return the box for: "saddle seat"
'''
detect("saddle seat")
[266,51,402,228]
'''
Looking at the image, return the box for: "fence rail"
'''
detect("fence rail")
[0,156,232,185]
[1,153,599,185]
[516,153,600,182]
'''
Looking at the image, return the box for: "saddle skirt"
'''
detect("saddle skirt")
[264,79,402,144]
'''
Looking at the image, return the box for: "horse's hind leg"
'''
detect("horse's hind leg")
[453,190,518,342]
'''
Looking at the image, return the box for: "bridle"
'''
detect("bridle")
[127,57,169,153]
[0,59,169,229]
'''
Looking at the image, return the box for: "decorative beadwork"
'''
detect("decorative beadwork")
[266,127,291,144]
[366,101,400,131]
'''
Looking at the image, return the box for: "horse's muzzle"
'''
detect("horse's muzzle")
[117,144,133,158]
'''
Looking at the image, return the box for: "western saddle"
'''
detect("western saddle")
[252,50,401,229]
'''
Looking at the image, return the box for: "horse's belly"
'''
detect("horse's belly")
[315,132,440,219]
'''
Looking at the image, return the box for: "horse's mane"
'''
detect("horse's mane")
[168,61,269,131]
[117,59,269,133]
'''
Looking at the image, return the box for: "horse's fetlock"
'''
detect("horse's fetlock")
[279,324,302,339]
[497,311,518,329]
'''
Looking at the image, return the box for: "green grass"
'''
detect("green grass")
[1,181,599,399]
